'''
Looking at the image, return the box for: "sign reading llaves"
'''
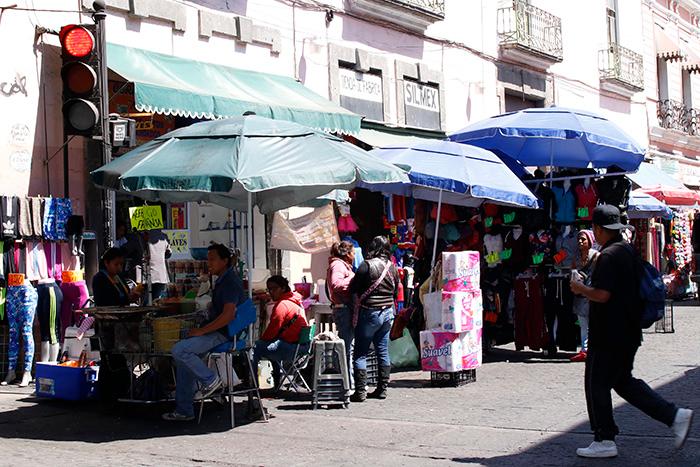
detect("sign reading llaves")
[404,80,441,130]
[338,67,384,122]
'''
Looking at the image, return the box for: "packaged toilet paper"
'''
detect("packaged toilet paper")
[423,291,443,330]
[441,291,483,332]
[442,251,480,293]
[420,329,483,372]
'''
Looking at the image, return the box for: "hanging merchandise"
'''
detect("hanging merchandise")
[1,196,19,239]
[550,181,576,224]
[575,180,598,221]
[337,203,358,233]
[3,279,38,386]
[37,280,64,347]
[513,273,547,351]
[59,274,90,339]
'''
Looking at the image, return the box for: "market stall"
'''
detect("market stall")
[84,115,408,405]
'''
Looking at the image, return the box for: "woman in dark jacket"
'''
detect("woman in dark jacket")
[349,236,399,402]
[92,248,140,307]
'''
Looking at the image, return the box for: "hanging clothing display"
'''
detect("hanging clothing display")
[514,275,548,351]
[37,281,63,345]
[1,196,19,239]
[544,275,578,353]
[59,280,90,339]
[6,283,38,372]
[574,182,598,221]
[551,185,576,224]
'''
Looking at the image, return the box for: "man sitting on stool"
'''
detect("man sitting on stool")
[254,276,309,390]
[163,244,245,422]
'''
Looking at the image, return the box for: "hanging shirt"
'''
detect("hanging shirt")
[554,229,579,269]
[146,230,171,284]
[1,196,19,239]
[574,183,598,221]
[551,185,576,224]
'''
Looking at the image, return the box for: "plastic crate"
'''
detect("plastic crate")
[430,369,477,388]
[35,363,99,401]
[655,301,675,333]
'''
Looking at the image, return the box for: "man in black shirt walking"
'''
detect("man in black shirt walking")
[570,205,693,458]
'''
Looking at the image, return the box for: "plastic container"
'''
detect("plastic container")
[294,282,312,299]
[35,363,99,400]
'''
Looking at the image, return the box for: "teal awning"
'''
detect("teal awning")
[107,43,360,134]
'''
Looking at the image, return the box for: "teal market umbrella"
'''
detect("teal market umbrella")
[90,115,409,214]
[91,115,408,300]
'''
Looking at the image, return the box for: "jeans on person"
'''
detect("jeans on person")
[172,332,228,417]
[353,307,393,371]
[254,339,306,385]
[585,346,678,441]
[333,306,355,386]
[578,315,589,352]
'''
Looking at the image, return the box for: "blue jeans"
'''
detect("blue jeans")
[353,307,393,371]
[172,332,228,417]
[253,339,302,369]
[333,306,354,385]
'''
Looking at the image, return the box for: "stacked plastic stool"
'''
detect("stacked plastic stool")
[312,340,350,409]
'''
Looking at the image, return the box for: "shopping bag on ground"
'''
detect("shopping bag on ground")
[389,329,420,368]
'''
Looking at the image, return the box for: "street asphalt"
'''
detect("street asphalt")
[0,304,698,466]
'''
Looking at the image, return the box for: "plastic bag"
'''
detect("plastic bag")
[389,329,420,368]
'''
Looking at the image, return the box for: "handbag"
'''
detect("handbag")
[353,260,393,327]
[390,306,414,341]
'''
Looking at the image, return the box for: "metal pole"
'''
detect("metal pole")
[247,191,254,299]
[63,134,69,197]
[429,188,443,293]
[93,1,114,249]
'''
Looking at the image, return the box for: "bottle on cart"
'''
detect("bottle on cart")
[60,351,70,364]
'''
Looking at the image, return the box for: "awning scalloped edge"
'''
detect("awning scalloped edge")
[134,103,359,135]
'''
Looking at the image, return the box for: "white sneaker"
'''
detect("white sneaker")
[672,408,694,449]
[576,441,618,458]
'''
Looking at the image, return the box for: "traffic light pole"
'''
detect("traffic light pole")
[93,1,114,250]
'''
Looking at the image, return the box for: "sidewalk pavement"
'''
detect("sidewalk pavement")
[0,304,698,466]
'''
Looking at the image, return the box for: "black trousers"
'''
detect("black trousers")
[544,277,577,352]
[585,346,678,441]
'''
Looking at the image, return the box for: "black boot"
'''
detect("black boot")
[368,365,390,400]
[350,369,367,403]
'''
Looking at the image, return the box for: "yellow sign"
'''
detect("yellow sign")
[129,205,164,231]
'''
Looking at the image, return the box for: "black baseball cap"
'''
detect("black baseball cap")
[592,205,626,230]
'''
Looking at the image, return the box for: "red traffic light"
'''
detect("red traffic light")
[61,62,97,95]
[60,25,95,58]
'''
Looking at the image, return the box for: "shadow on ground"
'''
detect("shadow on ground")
[451,366,700,467]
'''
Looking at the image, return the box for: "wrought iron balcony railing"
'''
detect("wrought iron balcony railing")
[598,43,644,91]
[395,0,445,16]
[658,100,699,136]
[497,0,563,61]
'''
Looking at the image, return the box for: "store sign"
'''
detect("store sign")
[404,80,441,130]
[129,206,164,231]
[678,162,700,186]
[163,229,191,260]
[338,67,384,121]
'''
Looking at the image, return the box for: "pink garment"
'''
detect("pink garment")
[25,240,49,281]
[326,257,354,305]
[337,215,359,233]
[44,241,63,280]
[59,280,89,340]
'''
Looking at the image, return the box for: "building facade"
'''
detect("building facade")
[3,0,699,284]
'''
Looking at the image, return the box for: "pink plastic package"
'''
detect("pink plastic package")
[441,291,483,332]
[420,329,483,372]
[442,251,480,292]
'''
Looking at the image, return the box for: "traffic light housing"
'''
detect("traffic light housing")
[60,24,101,136]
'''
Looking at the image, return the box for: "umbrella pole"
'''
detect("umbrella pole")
[247,191,254,300]
[429,189,443,293]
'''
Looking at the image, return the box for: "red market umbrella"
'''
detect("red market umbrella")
[639,187,700,206]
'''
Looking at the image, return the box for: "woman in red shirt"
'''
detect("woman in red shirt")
[253,276,309,389]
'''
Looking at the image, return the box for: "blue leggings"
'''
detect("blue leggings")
[7,285,38,372]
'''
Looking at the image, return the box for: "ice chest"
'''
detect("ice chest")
[35,363,99,401]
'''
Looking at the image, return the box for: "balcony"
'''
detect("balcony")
[497,0,563,69]
[345,0,444,32]
[657,100,699,136]
[598,43,644,98]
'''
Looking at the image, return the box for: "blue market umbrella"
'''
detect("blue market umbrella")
[449,107,645,171]
[363,140,539,209]
[628,190,673,219]
[361,140,539,270]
